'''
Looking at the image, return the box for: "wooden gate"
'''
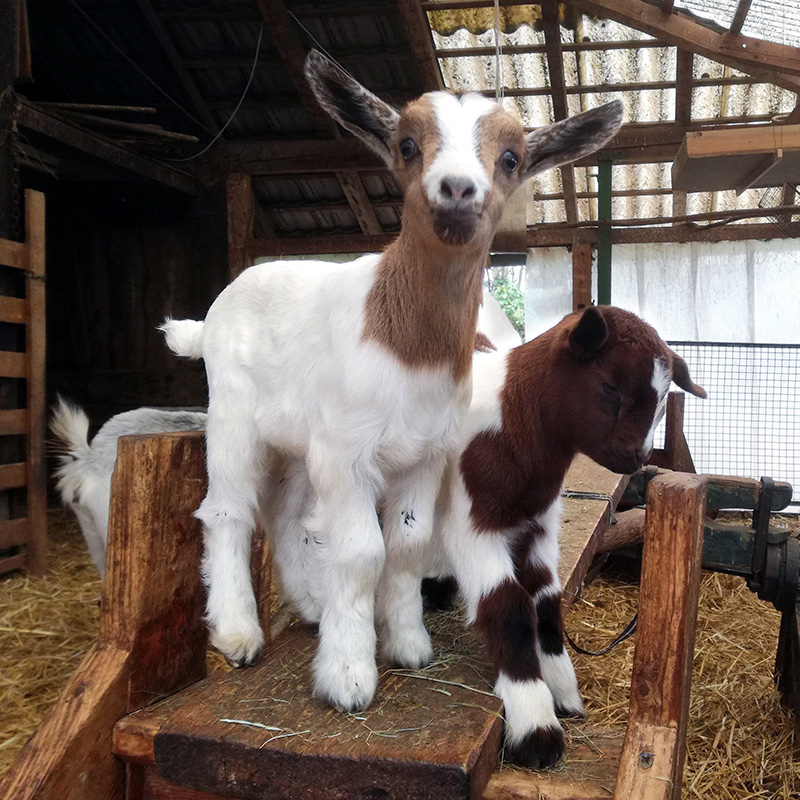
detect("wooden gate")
[0,189,46,576]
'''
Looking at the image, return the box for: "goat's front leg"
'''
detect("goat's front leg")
[197,402,265,667]
[308,441,384,712]
[442,500,564,767]
[376,456,445,669]
[520,519,585,719]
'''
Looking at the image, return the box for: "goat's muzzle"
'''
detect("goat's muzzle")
[431,208,481,246]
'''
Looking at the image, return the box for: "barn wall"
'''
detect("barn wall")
[45,184,227,424]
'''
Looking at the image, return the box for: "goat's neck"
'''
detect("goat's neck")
[362,226,486,381]
[502,339,577,508]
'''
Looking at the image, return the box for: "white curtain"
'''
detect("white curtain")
[525,239,800,344]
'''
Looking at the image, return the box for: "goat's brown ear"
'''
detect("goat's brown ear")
[523,101,623,179]
[670,352,707,398]
[568,307,608,361]
[305,50,400,168]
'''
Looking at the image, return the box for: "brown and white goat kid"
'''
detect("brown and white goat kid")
[161,50,623,713]
[429,306,706,767]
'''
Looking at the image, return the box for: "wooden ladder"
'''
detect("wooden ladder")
[0,189,46,576]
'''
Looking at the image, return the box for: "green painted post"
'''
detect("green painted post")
[597,158,613,305]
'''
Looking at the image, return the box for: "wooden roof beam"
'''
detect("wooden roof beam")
[396,0,444,91]
[136,0,219,135]
[542,0,578,224]
[729,0,753,36]
[253,0,382,236]
[565,0,800,93]
[16,100,200,195]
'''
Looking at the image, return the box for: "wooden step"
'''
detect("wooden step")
[112,456,629,800]
[116,617,504,800]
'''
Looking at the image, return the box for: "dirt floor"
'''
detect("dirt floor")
[1,509,799,797]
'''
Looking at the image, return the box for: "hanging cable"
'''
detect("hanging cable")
[165,22,264,162]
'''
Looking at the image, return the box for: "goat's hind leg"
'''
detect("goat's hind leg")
[196,397,266,667]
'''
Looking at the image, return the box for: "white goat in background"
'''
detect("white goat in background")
[50,397,206,577]
[162,49,622,712]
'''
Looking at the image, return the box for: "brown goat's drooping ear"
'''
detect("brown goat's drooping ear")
[670,352,707,398]
[522,100,624,179]
[568,307,608,361]
[305,50,400,168]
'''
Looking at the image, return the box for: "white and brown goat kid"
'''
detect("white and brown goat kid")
[161,49,623,713]
[433,306,706,768]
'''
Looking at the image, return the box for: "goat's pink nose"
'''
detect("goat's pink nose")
[440,176,477,203]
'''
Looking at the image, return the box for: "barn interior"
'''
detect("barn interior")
[1,1,800,798]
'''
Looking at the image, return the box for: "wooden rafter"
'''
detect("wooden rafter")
[541,0,578,224]
[136,0,218,135]
[729,0,753,36]
[673,49,693,219]
[253,0,381,237]
[395,0,445,90]
[565,0,800,93]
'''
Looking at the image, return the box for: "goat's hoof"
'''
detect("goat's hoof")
[382,628,433,669]
[313,654,378,713]
[505,725,565,770]
[554,700,586,719]
[210,624,265,668]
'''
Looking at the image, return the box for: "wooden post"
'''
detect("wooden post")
[227,172,254,281]
[613,472,707,800]
[0,432,208,800]
[572,241,593,311]
[24,189,46,575]
[596,158,613,305]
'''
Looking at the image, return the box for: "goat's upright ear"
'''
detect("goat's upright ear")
[305,49,400,168]
[669,351,707,398]
[522,101,623,179]
[568,306,608,361]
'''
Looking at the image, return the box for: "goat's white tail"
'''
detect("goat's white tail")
[49,396,92,504]
[159,318,204,359]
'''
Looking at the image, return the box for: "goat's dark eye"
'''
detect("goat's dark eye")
[603,382,620,399]
[400,138,418,161]
[502,150,519,172]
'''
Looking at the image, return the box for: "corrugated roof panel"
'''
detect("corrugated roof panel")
[272,208,359,235]
[375,207,402,231]
[253,175,346,205]
[359,173,402,201]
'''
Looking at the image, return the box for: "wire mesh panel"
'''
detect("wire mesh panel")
[655,342,800,506]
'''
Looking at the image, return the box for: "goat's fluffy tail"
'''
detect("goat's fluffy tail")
[49,396,92,504]
[159,318,204,359]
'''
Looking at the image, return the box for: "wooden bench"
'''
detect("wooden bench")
[0,430,706,800]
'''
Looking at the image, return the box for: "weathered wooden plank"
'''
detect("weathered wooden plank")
[226,173,254,280]
[0,551,26,575]
[0,461,28,490]
[102,432,209,710]
[0,516,29,548]
[483,727,623,799]
[0,408,28,434]
[154,619,502,800]
[0,350,28,378]
[613,473,706,800]
[572,242,592,312]
[0,294,27,323]
[0,644,130,800]
[25,188,47,576]
[1,432,210,799]
[0,238,27,269]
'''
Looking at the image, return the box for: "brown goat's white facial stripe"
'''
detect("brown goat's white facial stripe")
[644,357,671,454]
[423,93,497,208]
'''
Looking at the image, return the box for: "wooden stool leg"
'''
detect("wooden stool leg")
[0,432,208,800]
[613,473,707,800]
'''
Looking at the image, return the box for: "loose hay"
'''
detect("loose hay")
[1,510,799,796]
